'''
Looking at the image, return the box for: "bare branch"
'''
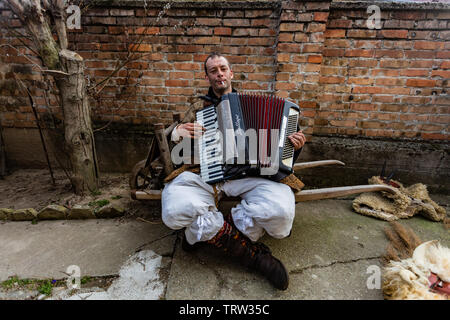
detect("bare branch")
[52,0,68,50]
[5,0,26,18]
[42,69,69,77]
[0,18,40,57]
[0,43,43,71]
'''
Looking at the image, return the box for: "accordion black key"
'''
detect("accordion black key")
[196,93,300,184]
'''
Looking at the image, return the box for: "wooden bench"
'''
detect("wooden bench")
[130,160,397,202]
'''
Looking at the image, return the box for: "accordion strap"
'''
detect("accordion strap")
[278,173,305,192]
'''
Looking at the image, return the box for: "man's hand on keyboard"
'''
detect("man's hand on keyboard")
[288,130,306,150]
[176,122,206,139]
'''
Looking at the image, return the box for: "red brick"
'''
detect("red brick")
[110,9,134,16]
[427,11,450,20]
[169,72,193,80]
[223,19,250,27]
[245,9,273,18]
[281,12,296,21]
[349,78,374,85]
[278,43,301,53]
[382,87,411,95]
[196,18,221,26]
[302,44,323,53]
[314,12,329,22]
[248,73,273,81]
[349,59,378,68]
[186,28,212,36]
[319,76,344,84]
[414,41,445,50]
[173,62,201,71]
[280,23,304,32]
[294,13,312,22]
[232,28,258,37]
[214,27,232,36]
[242,82,268,90]
[375,50,404,58]
[253,19,277,28]
[391,11,426,20]
[128,44,152,52]
[352,87,383,94]
[327,19,353,29]
[248,37,274,46]
[278,33,294,42]
[91,17,116,25]
[108,26,126,34]
[379,60,409,69]
[132,27,160,35]
[322,48,345,57]
[354,40,381,49]
[401,96,432,105]
[307,55,323,64]
[294,33,308,42]
[404,51,435,59]
[399,69,428,78]
[406,79,437,87]
[432,70,450,78]
[346,30,377,38]
[305,2,330,11]
[421,133,448,140]
[324,29,346,38]
[275,82,296,90]
[345,49,374,58]
[306,23,326,33]
[379,30,408,39]
[330,120,357,127]
[437,51,450,59]
[324,39,351,48]
[375,78,405,86]
[441,61,450,69]
[167,54,193,61]
[86,8,109,16]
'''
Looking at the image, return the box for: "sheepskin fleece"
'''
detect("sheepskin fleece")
[352,176,446,222]
[383,240,450,300]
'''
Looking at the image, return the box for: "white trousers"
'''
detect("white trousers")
[161,171,295,245]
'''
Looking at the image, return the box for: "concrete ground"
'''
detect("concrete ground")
[0,195,448,300]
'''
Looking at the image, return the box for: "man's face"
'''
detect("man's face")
[205,56,233,97]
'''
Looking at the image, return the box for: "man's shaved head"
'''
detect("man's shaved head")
[204,53,231,75]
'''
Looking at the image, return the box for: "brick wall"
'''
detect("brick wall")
[317,4,449,140]
[0,0,449,190]
[1,0,448,139]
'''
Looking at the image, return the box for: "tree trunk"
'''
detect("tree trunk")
[56,49,99,194]
[0,123,6,178]
[6,0,99,195]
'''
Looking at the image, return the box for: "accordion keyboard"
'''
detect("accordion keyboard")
[196,105,224,183]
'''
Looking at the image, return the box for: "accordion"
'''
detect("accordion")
[196,93,300,184]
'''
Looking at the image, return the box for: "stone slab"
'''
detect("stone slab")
[0,219,176,281]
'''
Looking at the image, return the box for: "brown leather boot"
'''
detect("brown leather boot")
[207,218,289,291]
